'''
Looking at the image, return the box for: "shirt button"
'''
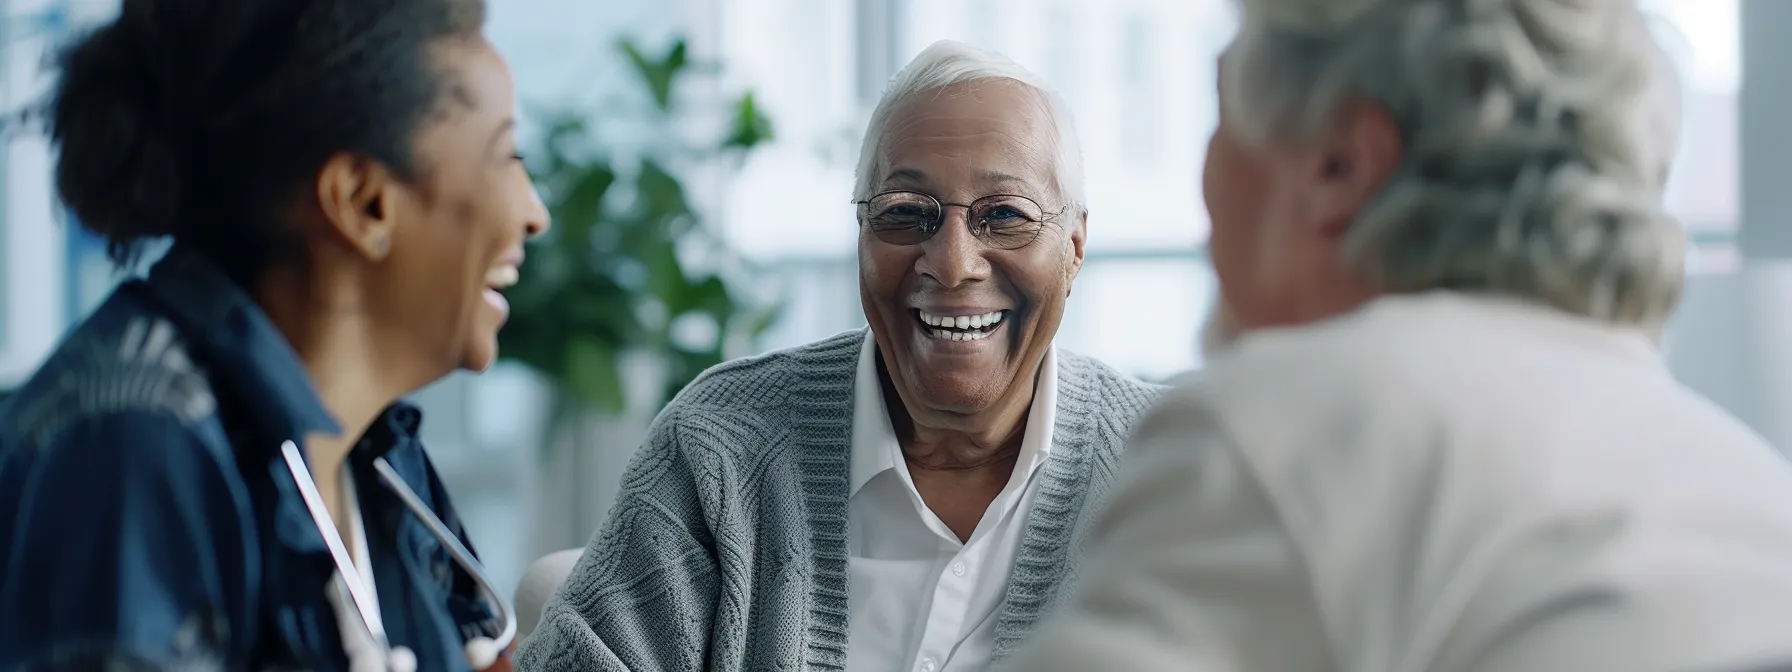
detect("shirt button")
[951,562,967,577]
[919,658,938,672]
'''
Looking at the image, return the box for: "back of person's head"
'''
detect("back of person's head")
[1223,0,1683,328]
[51,0,487,282]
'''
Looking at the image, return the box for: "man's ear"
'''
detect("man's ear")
[1066,210,1087,295]
[1313,100,1402,238]
[316,151,400,261]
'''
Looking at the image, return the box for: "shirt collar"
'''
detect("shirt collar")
[139,246,340,440]
[849,331,899,496]
[274,401,425,554]
[847,328,1059,497]
[350,400,424,461]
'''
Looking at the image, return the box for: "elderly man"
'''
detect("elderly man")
[1007,0,1792,670]
[516,40,1163,671]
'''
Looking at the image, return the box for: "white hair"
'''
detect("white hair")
[1224,0,1686,328]
[853,40,1086,214]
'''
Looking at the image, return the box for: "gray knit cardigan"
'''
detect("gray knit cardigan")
[515,329,1165,671]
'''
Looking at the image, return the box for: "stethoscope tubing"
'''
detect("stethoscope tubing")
[368,457,517,651]
[278,440,517,668]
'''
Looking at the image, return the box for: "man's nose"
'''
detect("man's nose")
[916,207,991,288]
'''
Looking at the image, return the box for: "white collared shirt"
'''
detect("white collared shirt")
[845,332,1058,672]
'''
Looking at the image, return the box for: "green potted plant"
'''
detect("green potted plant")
[498,36,779,446]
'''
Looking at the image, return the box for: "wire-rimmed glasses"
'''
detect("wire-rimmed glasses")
[854,190,1062,250]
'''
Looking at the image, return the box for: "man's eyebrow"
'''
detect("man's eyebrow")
[977,170,1029,188]
[884,167,927,185]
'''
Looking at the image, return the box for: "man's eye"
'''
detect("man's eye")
[871,216,928,229]
[881,205,931,218]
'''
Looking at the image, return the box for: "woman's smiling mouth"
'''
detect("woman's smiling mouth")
[483,264,519,317]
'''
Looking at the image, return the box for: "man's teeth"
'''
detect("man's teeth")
[917,310,1005,330]
[929,328,995,341]
[485,266,519,288]
[917,309,1005,341]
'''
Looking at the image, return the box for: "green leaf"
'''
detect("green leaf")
[690,276,734,323]
[562,337,626,414]
[638,240,689,312]
[620,38,689,111]
[553,163,615,246]
[722,91,775,149]
[665,39,688,75]
[632,159,691,219]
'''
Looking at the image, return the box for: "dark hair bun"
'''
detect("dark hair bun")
[50,18,191,255]
[46,0,487,274]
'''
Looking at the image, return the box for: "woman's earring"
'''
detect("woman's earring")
[371,234,390,258]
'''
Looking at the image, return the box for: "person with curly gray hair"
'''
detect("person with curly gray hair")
[1006,0,1792,670]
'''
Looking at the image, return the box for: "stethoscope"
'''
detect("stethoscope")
[279,440,517,671]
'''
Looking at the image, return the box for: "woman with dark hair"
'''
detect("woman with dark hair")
[0,0,547,670]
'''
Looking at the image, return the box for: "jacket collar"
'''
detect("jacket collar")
[140,246,340,440]
[271,400,427,555]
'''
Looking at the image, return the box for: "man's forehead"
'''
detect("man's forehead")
[889,79,1046,122]
[873,79,1059,191]
[876,131,1055,196]
[881,85,1053,149]
[885,112,1039,141]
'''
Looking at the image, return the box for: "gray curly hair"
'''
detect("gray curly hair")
[1225,0,1685,328]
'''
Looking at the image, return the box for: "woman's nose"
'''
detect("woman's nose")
[523,182,551,238]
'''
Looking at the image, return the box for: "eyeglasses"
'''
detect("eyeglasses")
[854,190,1062,250]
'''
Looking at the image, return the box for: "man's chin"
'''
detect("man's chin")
[903,365,1016,415]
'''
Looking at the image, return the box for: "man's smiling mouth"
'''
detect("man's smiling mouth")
[914,309,1007,341]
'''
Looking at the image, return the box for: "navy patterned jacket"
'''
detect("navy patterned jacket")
[0,248,500,671]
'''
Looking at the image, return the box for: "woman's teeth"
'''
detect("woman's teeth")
[917,309,1006,341]
[485,266,519,289]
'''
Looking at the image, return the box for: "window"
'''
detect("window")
[1636,0,1738,231]
[0,0,80,388]
[855,0,906,104]
[967,0,1001,51]
[1043,3,1079,101]
[1119,14,1159,167]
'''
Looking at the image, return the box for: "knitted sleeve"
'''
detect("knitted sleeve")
[514,410,721,671]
